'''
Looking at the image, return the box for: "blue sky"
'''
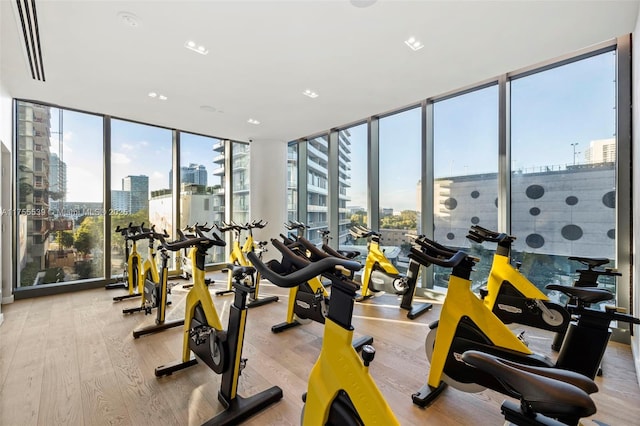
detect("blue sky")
[49,50,615,211]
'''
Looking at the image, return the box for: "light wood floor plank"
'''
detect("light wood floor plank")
[81,373,133,426]
[0,280,639,426]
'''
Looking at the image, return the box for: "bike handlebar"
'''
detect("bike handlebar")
[409,246,472,269]
[467,225,514,245]
[161,225,225,251]
[246,246,361,289]
[115,222,143,237]
[284,220,308,231]
[349,225,380,239]
[409,235,458,257]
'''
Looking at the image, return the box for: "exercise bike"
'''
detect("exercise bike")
[247,238,597,426]
[214,220,278,308]
[111,223,145,300]
[247,247,401,425]
[468,225,621,351]
[264,237,373,349]
[551,256,622,353]
[410,236,638,407]
[466,226,571,334]
[350,225,409,298]
[155,224,282,426]
[131,236,185,338]
[106,222,139,290]
[121,225,172,317]
[297,227,432,320]
[349,226,433,319]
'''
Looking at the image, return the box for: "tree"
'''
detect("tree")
[74,216,100,256]
[350,210,367,227]
[56,231,74,249]
[380,210,417,230]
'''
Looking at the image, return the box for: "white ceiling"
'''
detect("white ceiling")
[1,0,638,143]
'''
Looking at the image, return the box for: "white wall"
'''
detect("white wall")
[249,139,288,262]
[633,8,640,384]
[0,0,10,324]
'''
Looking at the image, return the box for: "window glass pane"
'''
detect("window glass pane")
[306,135,328,243]
[433,86,499,289]
[111,119,173,277]
[287,142,298,221]
[511,51,617,301]
[17,102,104,287]
[180,133,225,264]
[232,142,250,223]
[340,124,368,252]
[379,108,421,274]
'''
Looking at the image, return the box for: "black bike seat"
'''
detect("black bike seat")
[228,264,255,279]
[461,350,596,419]
[321,244,360,260]
[569,256,610,268]
[546,284,614,304]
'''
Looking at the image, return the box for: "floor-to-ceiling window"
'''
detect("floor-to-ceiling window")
[16,101,104,287]
[379,107,421,274]
[231,141,250,224]
[286,40,626,306]
[14,102,247,296]
[180,132,225,264]
[306,135,329,243]
[510,50,618,300]
[339,124,368,254]
[110,119,173,277]
[432,86,499,289]
[287,142,298,222]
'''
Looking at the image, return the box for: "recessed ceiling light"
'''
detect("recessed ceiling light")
[184,40,208,55]
[148,92,167,101]
[303,89,319,99]
[247,118,261,125]
[117,11,141,28]
[404,37,424,51]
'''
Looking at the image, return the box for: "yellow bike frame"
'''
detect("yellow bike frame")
[137,238,161,302]
[224,226,261,289]
[427,273,532,389]
[180,246,224,363]
[484,253,549,310]
[303,320,399,425]
[361,237,400,297]
[126,238,142,295]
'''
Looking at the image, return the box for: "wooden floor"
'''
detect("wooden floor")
[1,273,639,425]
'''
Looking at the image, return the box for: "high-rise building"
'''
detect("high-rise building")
[307,136,329,243]
[584,138,616,164]
[17,102,52,272]
[111,190,130,212]
[337,130,352,244]
[49,153,67,197]
[122,175,149,213]
[232,143,250,223]
[169,163,208,189]
[212,140,226,225]
[300,131,353,244]
[49,152,67,213]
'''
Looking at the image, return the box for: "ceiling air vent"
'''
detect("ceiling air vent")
[15,0,45,81]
